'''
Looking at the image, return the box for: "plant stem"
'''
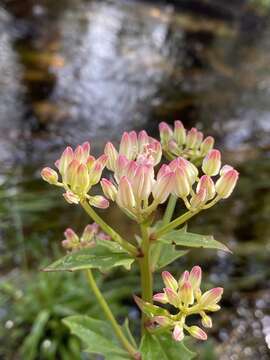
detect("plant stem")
[86,269,138,359]
[155,209,200,238]
[80,200,138,256]
[151,194,177,269]
[138,223,153,334]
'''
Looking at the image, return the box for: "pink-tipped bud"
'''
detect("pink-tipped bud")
[159,122,173,145]
[201,313,212,328]
[119,131,137,160]
[41,167,58,185]
[190,188,207,210]
[215,169,239,199]
[86,155,95,171]
[199,287,223,308]
[179,270,189,287]
[202,149,221,176]
[145,140,162,166]
[63,191,80,204]
[115,155,129,180]
[173,324,184,342]
[179,281,194,306]
[74,145,84,162]
[200,136,214,155]
[220,164,234,176]
[168,140,178,154]
[58,146,74,175]
[104,142,118,171]
[116,176,136,210]
[153,316,172,327]
[89,195,109,209]
[189,266,202,291]
[164,288,179,308]
[173,166,191,198]
[170,157,198,185]
[153,292,168,304]
[101,178,117,201]
[81,223,99,242]
[186,127,198,149]
[82,141,91,160]
[162,271,178,292]
[89,156,107,186]
[174,120,186,145]
[196,175,215,201]
[64,228,79,243]
[138,130,149,153]
[187,326,207,341]
[133,164,153,202]
[65,159,80,186]
[195,131,203,148]
[129,131,138,159]
[74,163,89,194]
[152,171,174,204]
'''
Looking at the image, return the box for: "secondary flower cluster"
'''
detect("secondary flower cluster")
[62,223,110,251]
[41,142,109,208]
[159,121,215,162]
[135,267,223,342]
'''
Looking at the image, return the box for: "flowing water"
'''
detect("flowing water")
[0,0,270,358]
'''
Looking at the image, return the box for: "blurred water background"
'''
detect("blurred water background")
[0,0,270,359]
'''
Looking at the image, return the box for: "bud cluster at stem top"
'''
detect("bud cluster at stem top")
[135,266,223,343]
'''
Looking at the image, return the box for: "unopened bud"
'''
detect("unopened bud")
[179,281,194,306]
[202,149,221,176]
[201,313,212,328]
[186,128,198,149]
[101,178,117,201]
[104,142,118,171]
[41,167,58,184]
[215,169,239,198]
[189,266,202,291]
[89,195,109,209]
[199,287,223,308]
[190,188,207,210]
[173,166,191,198]
[174,120,186,145]
[200,136,214,155]
[63,191,80,204]
[173,324,184,342]
[159,122,173,145]
[162,271,178,292]
[187,326,207,341]
[153,292,168,304]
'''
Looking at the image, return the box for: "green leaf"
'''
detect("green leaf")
[140,332,196,360]
[63,315,130,359]
[43,240,134,272]
[159,229,230,253]
[154,243,188,270]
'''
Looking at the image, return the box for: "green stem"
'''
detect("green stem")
[138,223,153,334]
[86,270,138,359]
[80,200,138,256]
[155,209,200,238]
[151,195,177,269]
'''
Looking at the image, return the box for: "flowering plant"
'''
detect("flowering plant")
[41,121,239,359]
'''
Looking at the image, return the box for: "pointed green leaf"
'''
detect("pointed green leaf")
[43,240,134,272]
[140,332,196,360]
[154,243,188,270]
[158,230,230,252]
[63,315,130,359]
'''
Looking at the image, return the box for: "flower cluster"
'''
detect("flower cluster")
[41,142,109,208]
[62,223,110,251]
[101,131,174,222]
[135,267,223,342]
[170,150,239,212]
[159,121,214,162]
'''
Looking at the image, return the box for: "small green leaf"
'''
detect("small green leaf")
[63,315,130,359]
[159,230,230,252]
[140,332,196,360]
[154,243,188,270]
[43,240,134,272]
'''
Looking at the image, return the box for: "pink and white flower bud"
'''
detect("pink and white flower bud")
[189,266,202,291]
[63,191,80,204]
[179,270,189,287]
[152,171,174,204]
[196,175,215,201]
[58,146,74,175]
[220,164,234,176]
[81,141,91,161]
[195,131,203,148]
[129,131,138,159]
[159,122,173,145]
[190,188,207,210]
[89,195,109,209]
[81,223,99,242]
[164,287,179,308]
[41,167,58,184]
[170,158,198,185]
[153,292,168,304]
[179,281,194,306]
[133,164,153,202]
[162,271,178,292]
[65,159,80,187]
[89,156,108,186]
[201,313,212,328]
[168,139,178,153]
[138,130,149,153]
[187,326,207,341]
[119,131,137,160]
[146,140,162,165]
[64,228,79,243]
[153,316,173,327]
[116,176,136,210]
[101,178,117,201]
[202,149,221,176]
[115,155,129,180]
[186,128,198,149]
[199,287,223,308]
[200,136,214,155]
[215,169,239,199]
[173,324,184,342]
[74,163,89,194]
[174,120,186,145]
[74,145,84,162]
[104,142,118,171]
[173,166,191,198]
